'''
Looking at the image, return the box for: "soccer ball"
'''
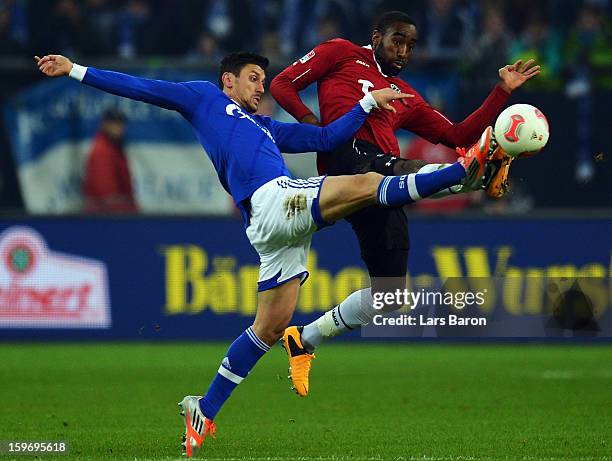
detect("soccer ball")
[493,104,549,157]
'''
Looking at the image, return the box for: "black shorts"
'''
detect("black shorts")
[321,139,409,278]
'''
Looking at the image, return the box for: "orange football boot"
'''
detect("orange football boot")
[457,126,496,190]
[282,326,315,397]
[482,144,514,198]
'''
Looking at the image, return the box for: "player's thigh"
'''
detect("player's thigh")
[252,277,301,344]
[347,205,410,276]
[318,172,383,223]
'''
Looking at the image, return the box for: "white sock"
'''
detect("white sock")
[301,288,375,350]
[417,163,466,197]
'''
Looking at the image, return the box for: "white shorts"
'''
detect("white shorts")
[246,175,329,291]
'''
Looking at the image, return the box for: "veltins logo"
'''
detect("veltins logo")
[0,227,111,328]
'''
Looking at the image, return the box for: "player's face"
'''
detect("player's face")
[372,22,417,76]
[232,64,266,113]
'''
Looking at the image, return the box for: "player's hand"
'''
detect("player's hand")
[34,54,73,77]
[300,114,320,126]
[498,59,541,92]
[370,88,413,113]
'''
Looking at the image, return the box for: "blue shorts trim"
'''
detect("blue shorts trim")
[311,175,332,230]
[257,270,310,292]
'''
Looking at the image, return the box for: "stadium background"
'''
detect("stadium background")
[0,1,611,459]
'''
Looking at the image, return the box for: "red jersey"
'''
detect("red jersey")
[270,38,510,172]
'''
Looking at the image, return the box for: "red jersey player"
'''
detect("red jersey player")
[270,11,540,397]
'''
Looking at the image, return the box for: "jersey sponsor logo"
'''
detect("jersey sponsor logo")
[226,103,250,119]
[299,50,316,64]
[0,226,111,328]
[225,103,275,143]
[358,79,374,96]
[390,83,401,94]
[504,114,526,143]
[355,60,370,68]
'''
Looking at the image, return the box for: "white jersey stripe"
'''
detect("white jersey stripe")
[432,109,453,126]
[291,68,312,83]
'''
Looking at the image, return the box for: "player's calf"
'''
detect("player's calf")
[252,277,301,345]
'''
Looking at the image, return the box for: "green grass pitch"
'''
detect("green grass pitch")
[1,343,610,460]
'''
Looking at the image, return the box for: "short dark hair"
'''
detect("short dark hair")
[372,11,416,36]
[218,52,270,88]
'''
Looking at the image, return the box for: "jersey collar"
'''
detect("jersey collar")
[362,44,389,78]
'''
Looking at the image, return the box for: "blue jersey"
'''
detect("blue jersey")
[77,67,371,223]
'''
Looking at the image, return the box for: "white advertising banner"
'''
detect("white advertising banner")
[0,227,111,328]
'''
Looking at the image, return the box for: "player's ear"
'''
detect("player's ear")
[222,72,234,90]
[372,30,382,48]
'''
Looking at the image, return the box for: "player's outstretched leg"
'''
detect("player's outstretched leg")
[318,126,493,226]
[282,127,496,396]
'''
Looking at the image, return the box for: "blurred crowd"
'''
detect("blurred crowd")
[0,0,611,213]
[0,0,611,89]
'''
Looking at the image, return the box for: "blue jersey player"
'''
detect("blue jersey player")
[36,52,494,457]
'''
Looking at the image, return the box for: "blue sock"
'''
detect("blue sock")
[377,163,465,207]
[199,326,269,420]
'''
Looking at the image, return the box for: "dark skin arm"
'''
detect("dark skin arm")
[300,114,320,126]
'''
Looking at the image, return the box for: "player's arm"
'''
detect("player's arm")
[269,40,344,125]
[402,59,541,149]
[269,89,413,153]
[404,87,509,148]
[35,54,208,116]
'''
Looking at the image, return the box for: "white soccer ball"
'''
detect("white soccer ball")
[493,104,549,157]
